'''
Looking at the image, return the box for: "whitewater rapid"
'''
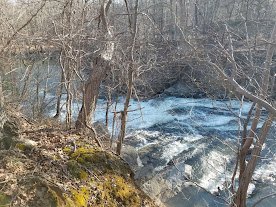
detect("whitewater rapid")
[47,96,275,206]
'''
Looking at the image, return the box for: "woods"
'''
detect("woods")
[0,0,276,206]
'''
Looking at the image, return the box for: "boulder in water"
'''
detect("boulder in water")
[164,82,204,98]
[183,164,193,180]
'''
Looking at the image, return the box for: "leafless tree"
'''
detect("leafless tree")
[76,0,114,129]
[116,0,139,155]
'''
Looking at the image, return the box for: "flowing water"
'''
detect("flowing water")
[46,95,276,206]
[15,61,276,206]
[88,97,276,207]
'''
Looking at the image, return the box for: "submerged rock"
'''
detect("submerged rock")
[164,82,204,98]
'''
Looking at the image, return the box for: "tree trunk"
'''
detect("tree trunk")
[76,0,114,129]
[233,114,274,207]
[0,75,3,109]
[116,0,138,155]
[54,71,65,119]
[0,75,6,129]
[20,62,34,102]
[231,23,276,207]
[239,105,261,181]
[76,57,111,128]
[116,69,134,155]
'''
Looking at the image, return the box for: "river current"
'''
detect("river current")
[15,60,276,206]
[47,95,276,207]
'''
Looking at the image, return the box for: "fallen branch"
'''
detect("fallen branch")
[112,107,144,114]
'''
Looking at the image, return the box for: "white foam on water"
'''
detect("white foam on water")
[126,130,161,148]
[50,96,255,134]
[161,141,189,161]
[160,134,205,162]
[128,130,161,138]
[199,116,236,127]
[247,183,255,196]
[254,155,276,183]
[137,155,144,167]
[199,150,232,193]
[182,134,204,142]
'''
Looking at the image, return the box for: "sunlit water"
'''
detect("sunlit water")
[46,95,276,207]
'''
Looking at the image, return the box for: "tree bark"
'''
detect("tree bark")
[76,0,114,129]
[54,71,65,119]
[230,22,276,207]
[0,75,6,129]
[0,75,3,109]
[116,0,138,155]
[233,114,275,207]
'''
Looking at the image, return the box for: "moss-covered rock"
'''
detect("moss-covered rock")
[66,146,133,177]
[15,139,37,152]
[96,175,140,207]
[20,178,61,207]
[0,126,157,207]
[1,120,19,149]
[62,174,142,207]
[62,145,154,207]
[67,160,89,180]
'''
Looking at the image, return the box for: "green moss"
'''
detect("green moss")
[47,188,63,207]
[63,146,72,154]
[63,196,75,207]
[67,160,89,180]
[67,146,132,176]
[92,175,140,207]
[70,187,89,207]
[63,175,141,207]
[79,170,89,180]
[64,146,145,206]
[15,141,36,152]
[0,192,11,207]
[15,143,27,151]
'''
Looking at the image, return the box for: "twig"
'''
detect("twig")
[85,123,102,149]
[112,107,144,114]
[0,0,46,55]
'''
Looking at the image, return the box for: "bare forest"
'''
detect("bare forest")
[0,0,276,207]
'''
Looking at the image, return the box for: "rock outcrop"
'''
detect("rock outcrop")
[0,118,158,207]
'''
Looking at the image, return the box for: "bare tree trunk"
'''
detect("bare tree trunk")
[179,0,186,29]
[105,87,112,128]
[116,0,138,155]
[65,79,72,128]
[195,0,199,27]
[233,114,275,207]
[60,51,73,128]
[238,105,261,181]
[110,96,118,149]
[231,23,276,207]
[20,62,34,102]
[76,0,114,129]
[116,70,134,155]
[0,75,5,128]
[0,75,3,109]
[76,57,111,128]
[54,71,65,119]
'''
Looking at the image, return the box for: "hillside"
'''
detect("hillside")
[0,113,158,207]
